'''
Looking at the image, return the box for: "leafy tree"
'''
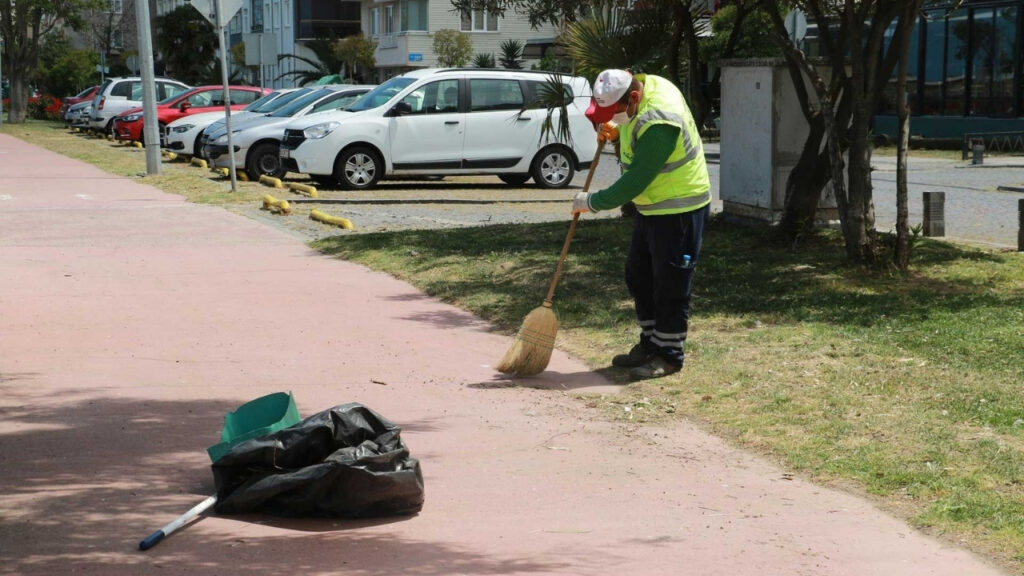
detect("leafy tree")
[0,0,103,122]
[154,5,218,85]
[83,0,136,64]
[277,37,342,85]
[276,34,375,85]
[432,29,473,67]
[757,0,934,266]
[473,53,495,68]
[37,33,97,96]
[499,39,523,69]
[336,34,377,81]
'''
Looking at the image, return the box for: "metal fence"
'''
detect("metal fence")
[962,131,1024,159]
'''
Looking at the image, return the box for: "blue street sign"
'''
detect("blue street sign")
[409,53,423,62]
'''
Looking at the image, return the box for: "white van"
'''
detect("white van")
[278,69,598,189]
[88,77,191,134]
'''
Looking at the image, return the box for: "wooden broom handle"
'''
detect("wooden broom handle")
[544,142,605,305]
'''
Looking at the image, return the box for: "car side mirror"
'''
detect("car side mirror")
[180,101,192,111]
[388,102,412,117]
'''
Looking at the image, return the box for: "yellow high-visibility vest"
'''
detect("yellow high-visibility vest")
[619,74,711,215]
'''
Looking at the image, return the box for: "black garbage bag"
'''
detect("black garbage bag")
[212,403,424,518]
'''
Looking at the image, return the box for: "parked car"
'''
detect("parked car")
[88,77,191,134]
[111,85,269,144]
[278,69,597,189]
[203,85,373,179]
[65,101,93,129]
[163,88,306,157]
[61,85,99,124]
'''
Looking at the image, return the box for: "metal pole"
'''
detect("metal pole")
[216,0,238,191]
[259,34,264,91]
[135,0,161,174]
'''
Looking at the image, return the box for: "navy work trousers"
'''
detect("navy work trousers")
[625,204,710,368]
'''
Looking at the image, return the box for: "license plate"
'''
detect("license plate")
[279,149,290,159]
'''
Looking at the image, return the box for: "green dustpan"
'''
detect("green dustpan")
[207,392,301,463]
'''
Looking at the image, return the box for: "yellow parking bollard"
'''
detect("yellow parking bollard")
[190,158,208,169]
[287,182,318,198]
[259,175,284,189]
[262,194,291,214]
[310,209,354,230]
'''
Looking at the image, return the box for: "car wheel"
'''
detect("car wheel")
[498,174,531,186]
[192,130,205,158]
[334,146,382,190]
[531,146,575,188]
[246,143,286,179]
[104,120,115,136]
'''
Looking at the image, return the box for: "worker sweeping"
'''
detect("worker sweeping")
[574,69,712,380]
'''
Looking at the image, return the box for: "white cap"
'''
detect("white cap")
[593,69,633,107]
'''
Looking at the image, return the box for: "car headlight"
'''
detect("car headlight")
[171,124,195,134]
[122,114,141,122]
[213,133,229,144]
[303,121,341,140]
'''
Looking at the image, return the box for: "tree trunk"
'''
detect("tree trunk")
[893,2,919,270]
[777,114,831,238]
[8,74,29,124]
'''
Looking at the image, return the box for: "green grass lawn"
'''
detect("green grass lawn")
[315,218,1024,570]
[8,119,1024,571]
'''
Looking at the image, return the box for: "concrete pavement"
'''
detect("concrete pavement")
[0,133,1010,575]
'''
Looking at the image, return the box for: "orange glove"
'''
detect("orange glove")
[597,122,619,144]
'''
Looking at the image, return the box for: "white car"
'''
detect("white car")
[278,69,598,189]
[88,76,191,134]
[65,101,93,128]
[163,88,305,158]
[203,85,373,179]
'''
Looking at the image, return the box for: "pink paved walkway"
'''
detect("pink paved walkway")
[0,133,1008,575]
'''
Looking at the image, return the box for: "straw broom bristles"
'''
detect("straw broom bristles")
[495,141,603,377]
[495,302,559,376]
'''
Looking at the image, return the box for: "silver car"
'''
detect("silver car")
[203,85,373,179]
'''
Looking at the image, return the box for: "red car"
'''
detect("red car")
[112,85,269,143]
[61,85,99,122]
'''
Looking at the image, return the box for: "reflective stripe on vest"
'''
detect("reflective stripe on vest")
[618,75,710,216]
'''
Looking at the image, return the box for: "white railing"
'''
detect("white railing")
[378,34,397,49]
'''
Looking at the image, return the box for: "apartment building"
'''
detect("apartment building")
[360,0,561,82]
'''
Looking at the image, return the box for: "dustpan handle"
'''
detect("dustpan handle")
[544,142,604,306]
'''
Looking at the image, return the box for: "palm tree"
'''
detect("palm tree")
[498,39,523,69]
[473,53,495,68]
[276,37,344,86]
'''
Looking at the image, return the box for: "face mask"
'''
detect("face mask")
[612,111,632,125]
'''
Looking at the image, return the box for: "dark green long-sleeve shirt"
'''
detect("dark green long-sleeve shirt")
[588,123,681,212]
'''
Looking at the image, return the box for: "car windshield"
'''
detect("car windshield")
[73,86,95,99]
[269,89,334,118]
[159,90,189,105]
[347,77,415,112]
[253,88,312,113]
[244,91,279,111]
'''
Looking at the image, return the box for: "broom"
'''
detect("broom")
[496,142,605,376]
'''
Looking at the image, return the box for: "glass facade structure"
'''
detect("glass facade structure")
[879,1,1022,125]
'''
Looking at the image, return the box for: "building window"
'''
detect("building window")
[921,11,946,115]
[297,0,360,40]
[371,7,379,35]
[461,9,498,32]
[945,8,968,115]
[384,4,394,35]
[252,0,264,31]
[109,0,123,14]
[401,0,427,32]
[879,17,920,116]
[992,6,1017,117]
[112,29,123,49]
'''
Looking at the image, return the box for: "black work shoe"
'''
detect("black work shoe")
[629,357,681,380]
[612,344,654,368]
